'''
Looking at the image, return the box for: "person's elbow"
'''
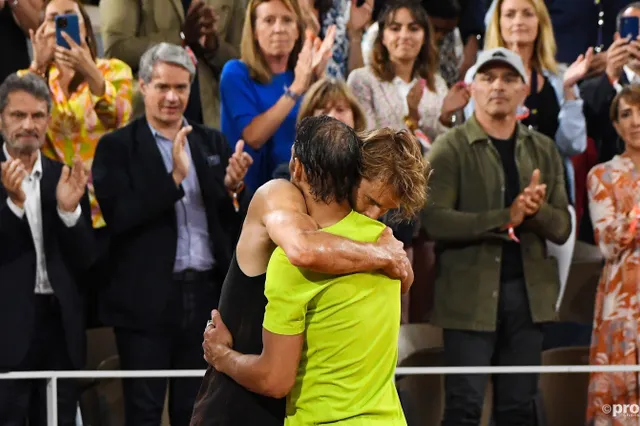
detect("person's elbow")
[262,370,296,399]
[548,216,572,245]
[280,233,318,269]
[241,126,267,150]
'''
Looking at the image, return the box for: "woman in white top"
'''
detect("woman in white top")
[347,0,469,144]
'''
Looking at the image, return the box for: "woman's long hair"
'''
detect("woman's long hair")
[484,0,558,74]
[370,0,439,91]
[43,0,99,92]
[240,0,305,84]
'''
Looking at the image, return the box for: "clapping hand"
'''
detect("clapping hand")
[563,47,594,88]
[172,126,193,186]
[199,5,219,52]
[441,82,471,121]
[521,169,546,216]
[406,80,425,120]
[290,35,314,95]
[224,140,253,191]
[311,25,336,79]
[348,0,374,34]
[1,159,27,209]
[56,159,89,213]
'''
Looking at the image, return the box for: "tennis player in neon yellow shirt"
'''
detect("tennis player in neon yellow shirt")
[263,209,406,425]
[205,118,428,425]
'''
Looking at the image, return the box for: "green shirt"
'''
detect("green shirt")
[263,210,406,426]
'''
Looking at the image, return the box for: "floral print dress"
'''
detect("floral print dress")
[19,58,133,228]
[587,154,640,426]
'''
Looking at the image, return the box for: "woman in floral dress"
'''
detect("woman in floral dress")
[587,85,640,426]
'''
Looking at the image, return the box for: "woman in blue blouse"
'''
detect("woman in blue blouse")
[220,0,334,191]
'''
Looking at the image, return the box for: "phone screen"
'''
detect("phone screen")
[55,14,81,49]
[620,16,640,41]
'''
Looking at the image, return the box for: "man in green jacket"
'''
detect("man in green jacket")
[423,47,571,426]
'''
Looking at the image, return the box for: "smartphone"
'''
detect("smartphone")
[55,14,81,49]
[620,16,640,41]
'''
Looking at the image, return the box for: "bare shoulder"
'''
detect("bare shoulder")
[253,179,307,215]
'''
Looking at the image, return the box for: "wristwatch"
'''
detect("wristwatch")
[283,87,302,102]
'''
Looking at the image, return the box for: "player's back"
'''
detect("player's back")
[264,211,405,426]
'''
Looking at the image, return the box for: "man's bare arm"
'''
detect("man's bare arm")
[10,0,43,33]
[257,180,409,280]
[210,328,303,399]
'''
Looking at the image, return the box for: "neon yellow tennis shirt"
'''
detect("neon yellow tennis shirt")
[263,210,406,426]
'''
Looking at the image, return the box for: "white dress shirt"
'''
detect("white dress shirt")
[614,66,640,93]
[3,145,82,294]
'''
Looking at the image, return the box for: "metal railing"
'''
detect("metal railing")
[2,364,639,425]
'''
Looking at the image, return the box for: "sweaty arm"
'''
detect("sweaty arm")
[256,180,399,275]
[422,137,511,241]
[210,249,306,399]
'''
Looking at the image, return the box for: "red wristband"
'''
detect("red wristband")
[507,225,520,243]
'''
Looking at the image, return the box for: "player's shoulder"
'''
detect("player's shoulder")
[325,211,386,242]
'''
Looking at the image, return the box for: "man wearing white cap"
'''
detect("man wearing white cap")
[423,47,571,426]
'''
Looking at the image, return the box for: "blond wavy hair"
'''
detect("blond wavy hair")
[359,128,430,221]
[297,78,368,132]
[240,0,305,84]
[484,0,558,74]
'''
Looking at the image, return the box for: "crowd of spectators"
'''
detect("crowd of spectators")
[1,0,640,425]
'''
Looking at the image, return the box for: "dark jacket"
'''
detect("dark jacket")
[92,116,249,330]
[422,116,571,331]
[0,151,95,369]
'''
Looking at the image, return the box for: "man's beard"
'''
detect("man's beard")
[3,133,42,155]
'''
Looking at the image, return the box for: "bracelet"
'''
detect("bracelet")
[403,115,419,132]
[28,63,46,78]
[230,182,245,213]
[283,87,302,102]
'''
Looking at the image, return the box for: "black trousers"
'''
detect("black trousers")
[0,295,78,426]
[441,278,544,426]
[116,274,222,426]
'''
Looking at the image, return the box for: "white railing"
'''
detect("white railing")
[2,365,638,426]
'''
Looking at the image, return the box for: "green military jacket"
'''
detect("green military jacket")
[422,115,571,331]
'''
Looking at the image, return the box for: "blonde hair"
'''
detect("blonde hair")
[484,0,558,74]
[359,128,430,221]
[297,78,367,132]
[240,0,305,84]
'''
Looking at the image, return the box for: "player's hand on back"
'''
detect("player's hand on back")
[377,227,410,282]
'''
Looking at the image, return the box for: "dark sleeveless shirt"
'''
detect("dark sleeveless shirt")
[190,252,285,426]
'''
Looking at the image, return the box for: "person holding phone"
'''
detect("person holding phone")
[581,3,640,166]
[21,0,132,328]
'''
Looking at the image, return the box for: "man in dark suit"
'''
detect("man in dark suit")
[92,42,252,426]
[0,73,95,426]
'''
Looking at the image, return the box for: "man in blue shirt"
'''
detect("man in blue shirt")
[92,43,253,426]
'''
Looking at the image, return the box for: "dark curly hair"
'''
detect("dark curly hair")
[293,116,362,204]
